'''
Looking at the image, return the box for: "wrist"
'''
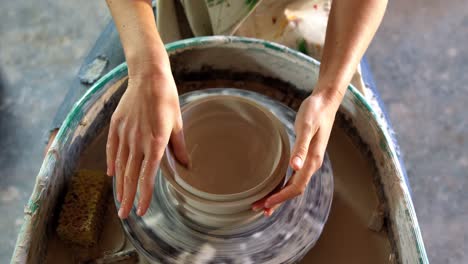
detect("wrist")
[312,78,346,111]
[125,49,176,96]
[126,48,172,80]
[123,27,171,78]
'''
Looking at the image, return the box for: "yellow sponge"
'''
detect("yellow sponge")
[57,170,111,247]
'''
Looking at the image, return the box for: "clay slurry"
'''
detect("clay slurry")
[173,96,283,195]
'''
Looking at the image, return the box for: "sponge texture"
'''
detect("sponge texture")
[57,170,111,247]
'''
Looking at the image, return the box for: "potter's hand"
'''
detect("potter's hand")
[106,70,190,219]
[105,0,190,219]
[251,0,387,216]
[252,92,339,216]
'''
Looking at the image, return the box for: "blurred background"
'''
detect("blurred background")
[0,0,466,263]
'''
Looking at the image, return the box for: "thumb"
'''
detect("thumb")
[170,117,190,167]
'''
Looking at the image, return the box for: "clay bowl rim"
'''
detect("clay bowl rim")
[161,94,290,202]
[180,206,263,229]
[168,184,264,226]
[160,129,290,215]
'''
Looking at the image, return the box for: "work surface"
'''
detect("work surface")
[0,0,466,263]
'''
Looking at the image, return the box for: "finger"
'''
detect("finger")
[136,157,158,216]
[170,118,190,167]
[264,208,274,217]
[106,120,119,176]
[115,137,129,203]
[295,127,328,182]
[290,120,316,171]
[251,196,268,211]
[251,182,284,211]
[137,145,165,216]
[264,176,304,209]
[264,204,281,217]
[267,128,328,209]
[118,150,143,219]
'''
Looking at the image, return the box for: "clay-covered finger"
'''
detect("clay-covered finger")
[267,131,328,208]
[251,196,268,211]
[251,181,284,211]
[263,133,326,209]
[264,176,304,208]
[264,206,279,217]
[137,149,163,216]
[118,151,143,219]
[106,122,119,176]
[115,138,129,203]
[265,137,323,208]
[136,158,158,216]
[300,128,327,178]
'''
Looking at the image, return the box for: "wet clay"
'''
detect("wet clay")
[176,78,391,264]
[77,128,109,171]
[300,125,391,263]
[46,121,391,264]
[45,79,391,263]
[171,96,283,195]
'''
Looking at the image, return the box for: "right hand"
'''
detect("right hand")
[106,68,189,219]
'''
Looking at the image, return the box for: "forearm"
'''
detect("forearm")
[314,0,387,105]
[105,0,170,78]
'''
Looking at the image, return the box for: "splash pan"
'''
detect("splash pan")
[116,88,334,263]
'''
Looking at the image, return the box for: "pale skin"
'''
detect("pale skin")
[46,0,387,219]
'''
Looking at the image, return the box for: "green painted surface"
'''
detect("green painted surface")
[246,0,259,10]
[297,39,308,55]
[27,199,39,214]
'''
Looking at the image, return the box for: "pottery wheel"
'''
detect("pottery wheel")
[115,88,334,263]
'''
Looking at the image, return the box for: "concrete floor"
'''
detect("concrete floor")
[0,0,466,263]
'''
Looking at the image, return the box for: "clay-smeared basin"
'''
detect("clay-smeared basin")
[13,36,428,264]
[121,87,334,255]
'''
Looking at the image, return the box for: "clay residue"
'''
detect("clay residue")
[172,96,283,195]
[45,128,131,264]
[45,197,126,263]
[77,127,109,171]
[300,125,392,263]
[45,77,393,263]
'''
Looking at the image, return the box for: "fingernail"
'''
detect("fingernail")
[118,208,125,219]
[117,193,122,203]
[136,205,143,216]
[252,205,262,212]
[292,156,303,169]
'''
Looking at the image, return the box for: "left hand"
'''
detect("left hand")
[252,91,340,216]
